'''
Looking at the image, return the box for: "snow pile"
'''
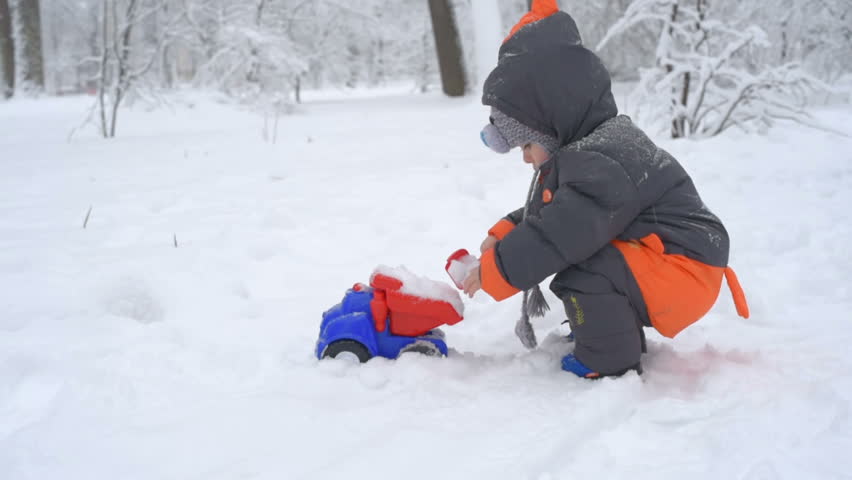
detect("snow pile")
[372,264,464,316]
[1,90,851,479]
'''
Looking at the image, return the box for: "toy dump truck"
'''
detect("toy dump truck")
[316,267,464,362]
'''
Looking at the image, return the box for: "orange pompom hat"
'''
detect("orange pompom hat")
[504,0,560,43]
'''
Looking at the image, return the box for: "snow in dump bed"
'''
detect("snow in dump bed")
[371,265,464,317]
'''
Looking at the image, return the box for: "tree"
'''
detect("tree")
[12,0,44,92]
[96,0,177,138]
[20,0,446,101]
[185,1,309,102]
[599,0,829,138]
[428,0,467,96]
[470,0,502,89]
[0,0,13,98]
[758,0,852,84]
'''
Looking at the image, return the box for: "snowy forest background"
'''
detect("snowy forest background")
[1,0,850,138]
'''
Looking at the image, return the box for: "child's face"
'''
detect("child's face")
[523,143,550,170]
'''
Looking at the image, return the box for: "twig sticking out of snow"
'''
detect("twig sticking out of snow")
[83,206,93,229]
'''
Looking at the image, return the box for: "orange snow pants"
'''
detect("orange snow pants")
[613,234,750,338]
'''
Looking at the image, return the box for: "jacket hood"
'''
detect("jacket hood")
[482,11,618,146]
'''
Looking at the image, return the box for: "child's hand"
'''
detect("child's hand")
[480,235,498,254]
[462,266,482,298]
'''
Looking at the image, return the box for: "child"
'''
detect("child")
[461,0,749,378]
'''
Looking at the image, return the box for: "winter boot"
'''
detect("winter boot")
[561,353,642,379]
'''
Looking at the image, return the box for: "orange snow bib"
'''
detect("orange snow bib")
[613,234,749,338]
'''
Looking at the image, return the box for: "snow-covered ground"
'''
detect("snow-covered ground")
[1,88,851,480]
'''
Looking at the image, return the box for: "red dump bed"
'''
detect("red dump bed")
[369,273,463,337]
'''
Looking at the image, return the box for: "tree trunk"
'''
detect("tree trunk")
[294,76,301,104]
[471,0,503,87]
[666,1,681,138]
[13,0,44,92]
[158,2,173,89]
[427,0,467,97]
[97,0,108,138]
[109,0,139,138]
[675,72,690,137]
[0,0,13,98]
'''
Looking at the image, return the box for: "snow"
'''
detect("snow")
[371,264,464,316]
[446,251,479,290]
[1,89,852,479]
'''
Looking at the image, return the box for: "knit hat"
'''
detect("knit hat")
[480,108,560,155]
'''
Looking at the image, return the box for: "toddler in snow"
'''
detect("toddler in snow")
[461,0,749,378]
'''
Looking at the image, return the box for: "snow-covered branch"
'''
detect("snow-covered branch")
[603,0,835,139]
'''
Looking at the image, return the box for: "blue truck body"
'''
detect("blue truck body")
[316,287,448,361]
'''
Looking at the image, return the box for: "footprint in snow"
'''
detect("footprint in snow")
[101,277,165,324]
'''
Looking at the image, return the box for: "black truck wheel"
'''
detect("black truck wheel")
[322,340,372,363]
[398,341,441,358]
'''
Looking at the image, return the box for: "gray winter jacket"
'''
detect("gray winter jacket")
[481,12,729,296]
